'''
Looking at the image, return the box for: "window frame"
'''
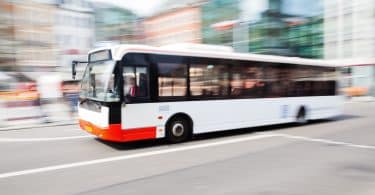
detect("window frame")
[229,60,265,99]
[189,57,231,100]
[152,54,190,101]
[120,52,337,103]
[122,53,152,104]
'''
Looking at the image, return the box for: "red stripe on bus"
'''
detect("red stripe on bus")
[79,119,156,142]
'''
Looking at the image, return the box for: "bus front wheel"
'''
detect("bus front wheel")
[166,117,191,143]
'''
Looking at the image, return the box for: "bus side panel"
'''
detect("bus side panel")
[177,95,342,134]
[159,99,292,134]
[307,95,344,120]
[121,104,163,137]
[120,95,343,137]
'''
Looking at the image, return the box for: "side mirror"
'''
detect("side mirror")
[71,60,88,80]
[72,61,77,80]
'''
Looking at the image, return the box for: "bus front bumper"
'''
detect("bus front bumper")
[79,119,157,142]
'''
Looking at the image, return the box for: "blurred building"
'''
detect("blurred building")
[55,0,94,72]
[247,0,290,56]
[94,3,143,45]
[324,0,375,59]
[0,1,15,71]
[12,0,57,72]
[143,0,203,46]
[285,17,323,58]
[201,0,240,46]
[324,0,375,95]
[247,0,323,58]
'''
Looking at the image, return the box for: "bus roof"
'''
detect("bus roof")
[89,44,338,67]
[328,58,375,67]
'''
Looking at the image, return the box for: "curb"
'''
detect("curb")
[0,121,78,131]
[346,96,375,103]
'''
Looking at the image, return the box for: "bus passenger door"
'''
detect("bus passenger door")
[122,66,157,131]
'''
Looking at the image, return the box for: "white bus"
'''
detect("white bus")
[75,44,343,143]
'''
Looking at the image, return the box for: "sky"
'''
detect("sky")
[283,0,323,16]
[88,0,166,16]
[240,0,268,21]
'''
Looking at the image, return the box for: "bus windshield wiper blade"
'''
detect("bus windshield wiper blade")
[80,97,88,105]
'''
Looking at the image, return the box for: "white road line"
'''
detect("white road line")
[0,135,93,142]
[1,132,374,179]
[268,133,375,150]
[0,134,276,179]
[61,128,83,132]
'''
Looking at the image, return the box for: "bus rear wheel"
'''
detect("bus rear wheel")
[166,117,190,143]
[296,107,307,124]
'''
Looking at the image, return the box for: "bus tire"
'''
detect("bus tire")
[166,117,191,143]
[296,106,307,124]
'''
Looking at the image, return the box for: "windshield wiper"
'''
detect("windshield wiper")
[79,97,88,105]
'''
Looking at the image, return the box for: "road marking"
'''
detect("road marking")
[0,133,276,179]
[61,128,83,132]
[0,135,93,142]
[268,133,375,150]
[1,132,374,179]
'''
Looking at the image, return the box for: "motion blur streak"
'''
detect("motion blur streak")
[2,131,375,179]
[1,0,374,130]
[265,133,375,150]
[0,135,93,142]
[0,133,276,179]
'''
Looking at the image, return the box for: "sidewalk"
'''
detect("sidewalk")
[0,120,78,131]
[0,101,78,131]
[346,96,375,103]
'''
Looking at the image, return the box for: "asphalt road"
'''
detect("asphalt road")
[0,102,374,195]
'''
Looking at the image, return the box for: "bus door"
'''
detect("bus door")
[121,54,156,131]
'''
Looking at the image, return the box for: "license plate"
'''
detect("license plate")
[84,125,93,132]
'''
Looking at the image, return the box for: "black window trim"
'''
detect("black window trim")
[120,53,337,104]
[155,54,190,101]
[122,53,152,103]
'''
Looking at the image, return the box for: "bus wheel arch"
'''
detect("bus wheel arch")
[296,106,307,124]
[165,113,193,143]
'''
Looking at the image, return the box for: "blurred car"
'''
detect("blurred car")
[0,72,39,101]
[340,87,369,97]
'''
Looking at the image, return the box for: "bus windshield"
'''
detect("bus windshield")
[80,60,120,102]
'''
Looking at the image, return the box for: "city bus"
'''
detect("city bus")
[74,44,343,143]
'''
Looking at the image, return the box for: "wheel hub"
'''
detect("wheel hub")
[172,123,184,137]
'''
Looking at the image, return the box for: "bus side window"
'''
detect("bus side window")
[123,67,136,97]
[190,64,229,97]
[136,67,149,97]
[158,62,187,97]
[123,66,149,98]
[230,63,263,98]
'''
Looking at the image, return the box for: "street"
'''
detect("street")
[0,102,374,195]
